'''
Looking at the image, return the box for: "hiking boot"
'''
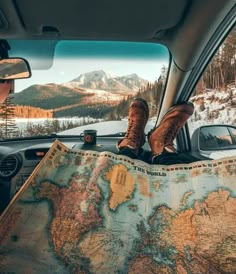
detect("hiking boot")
[117,98,149,154]
[148,102,194,156]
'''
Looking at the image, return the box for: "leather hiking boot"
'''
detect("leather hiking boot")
[117,98,149,154]
[148,102,194,156]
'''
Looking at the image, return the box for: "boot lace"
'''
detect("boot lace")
[125,119,144,145]
[163,122,180,147]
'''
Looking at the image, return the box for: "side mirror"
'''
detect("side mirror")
[0,58,31,80]
[191,125,236,157]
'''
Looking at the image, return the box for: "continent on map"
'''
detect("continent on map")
[128,254,172,273]
[79,229,128,274]
[131,188,236,273]
[137,174,153,197]
[104,164,135,210]
[35,172,103,273]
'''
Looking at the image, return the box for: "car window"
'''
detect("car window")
[189,26,236,136]
[188,26,236,159]
[0,40,169,139]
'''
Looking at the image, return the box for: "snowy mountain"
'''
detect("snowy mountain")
[13,70,150,118]
[64,70,148,93]
[72,70,113,84]
[114,73,148,91]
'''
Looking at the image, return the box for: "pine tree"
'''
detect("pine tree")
[43,119,52,135]
[194,26,236,94]
[0,95,18,138]
[24,122,34,137]
[52,118,60,133]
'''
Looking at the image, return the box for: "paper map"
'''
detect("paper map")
[0,140,236,273]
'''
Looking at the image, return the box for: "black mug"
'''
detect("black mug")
[81,130,97,145]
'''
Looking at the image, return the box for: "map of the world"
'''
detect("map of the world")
[0,140,236,273]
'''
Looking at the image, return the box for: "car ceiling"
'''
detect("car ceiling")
[0,0,235,71]
[1,0,188,39]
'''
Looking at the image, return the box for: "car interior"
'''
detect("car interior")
[0,0,235,214]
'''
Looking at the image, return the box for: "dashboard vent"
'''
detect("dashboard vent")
[0,155,19,178]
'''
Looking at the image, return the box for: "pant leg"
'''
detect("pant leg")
[118,147,138,159]
[119,148,200,165]
[152,150,199,165]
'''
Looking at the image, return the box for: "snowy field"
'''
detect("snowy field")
[189,88,236,136]
[59,117,157,136]
[15,117,100,131]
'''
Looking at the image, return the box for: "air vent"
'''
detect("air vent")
[0,155,19,178]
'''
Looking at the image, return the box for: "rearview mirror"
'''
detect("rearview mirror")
[0,58,31,80]
[191,125,236,156]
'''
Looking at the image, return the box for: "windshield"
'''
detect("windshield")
[2,40,169,139]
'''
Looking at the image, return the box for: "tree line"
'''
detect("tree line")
[195,27,236,94]
[0,96,101,139]
[14,105,53,118]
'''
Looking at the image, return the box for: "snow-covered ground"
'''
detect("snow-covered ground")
[59,117,157,135]
[189,87,236,136]
[15,117,100,131]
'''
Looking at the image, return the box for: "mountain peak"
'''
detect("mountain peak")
[66,70,148,92]
[72,70,113,83]
[126,73,139,78]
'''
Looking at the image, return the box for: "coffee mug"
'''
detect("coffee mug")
[80,129,97,145]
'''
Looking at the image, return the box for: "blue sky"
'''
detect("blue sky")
[10,41,169,92]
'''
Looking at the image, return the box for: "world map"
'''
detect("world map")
[0,140,236,273]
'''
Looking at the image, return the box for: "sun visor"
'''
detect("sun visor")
[8,40,57,70]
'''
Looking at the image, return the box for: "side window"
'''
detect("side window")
[189,26,236,137]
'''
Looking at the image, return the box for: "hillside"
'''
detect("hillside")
[12,84,87,109]
[12,70,148,117]
[189,86,236,135]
